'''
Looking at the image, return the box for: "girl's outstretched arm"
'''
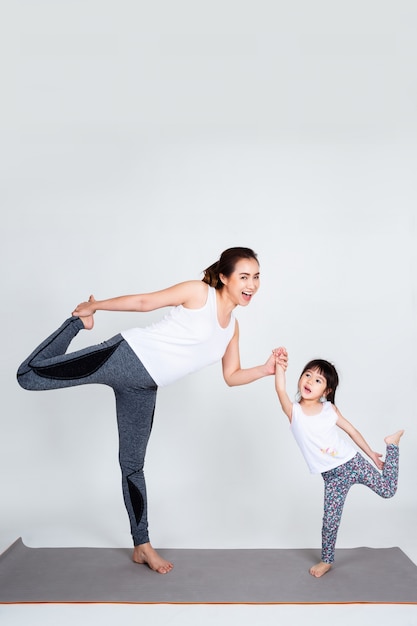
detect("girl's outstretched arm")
[335,408,384,469]
[72,281,208,319]
[274,347,293,422]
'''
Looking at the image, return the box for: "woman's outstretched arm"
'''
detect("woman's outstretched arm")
[72,280,208,318]
[222,324,279,387]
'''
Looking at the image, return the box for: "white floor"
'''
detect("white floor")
[1,603,417,626]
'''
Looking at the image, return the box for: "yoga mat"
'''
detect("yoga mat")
[1,538,416,604]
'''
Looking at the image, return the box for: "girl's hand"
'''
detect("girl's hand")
[273,346,288,371]
[370,451,384,470]
[263,347,288,376]
[72,295,97,318]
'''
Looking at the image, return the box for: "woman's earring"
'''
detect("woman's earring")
[319,395,327,403]
[295,391,301,402]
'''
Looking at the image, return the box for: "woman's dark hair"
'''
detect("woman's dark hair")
[299,359,339,404]
[202,247,259,289]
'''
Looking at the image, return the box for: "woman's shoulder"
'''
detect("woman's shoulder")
[178,280,209,308]
[148,280,208,309]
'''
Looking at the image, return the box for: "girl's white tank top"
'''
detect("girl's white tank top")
[290,401,357,474]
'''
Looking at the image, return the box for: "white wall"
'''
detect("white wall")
[2,0,416,564]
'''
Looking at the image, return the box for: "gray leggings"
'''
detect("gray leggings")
[17,317,157,546]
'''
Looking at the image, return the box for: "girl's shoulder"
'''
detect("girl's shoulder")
[323,401,340,422]
[321,400,336,412]
[292,401,301,417]
[325,401,338,413]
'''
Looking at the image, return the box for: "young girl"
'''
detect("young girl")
[274,347,404,578]
[17,247,278,575]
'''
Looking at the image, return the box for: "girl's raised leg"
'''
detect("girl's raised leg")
[312,430,404,578]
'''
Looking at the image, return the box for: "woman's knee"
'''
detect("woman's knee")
[16,370,34,390]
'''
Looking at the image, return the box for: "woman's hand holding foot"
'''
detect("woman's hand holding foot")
[72,295,96,330]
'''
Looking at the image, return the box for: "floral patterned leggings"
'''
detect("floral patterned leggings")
[321,445,399,563]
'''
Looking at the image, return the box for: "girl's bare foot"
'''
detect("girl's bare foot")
[133,542,173,574]
[309,561,332,578]
[384,430,405,447]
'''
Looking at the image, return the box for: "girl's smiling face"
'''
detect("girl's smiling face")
[298,368,328,402]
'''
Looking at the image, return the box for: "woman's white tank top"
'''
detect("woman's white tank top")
[121,286,236,387]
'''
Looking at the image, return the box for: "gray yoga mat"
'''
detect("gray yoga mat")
[1,538,416,604]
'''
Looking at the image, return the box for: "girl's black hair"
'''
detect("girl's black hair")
[300,359,339,404]
[202,247,259,289]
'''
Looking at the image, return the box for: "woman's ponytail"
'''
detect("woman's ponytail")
[202,247,258,290]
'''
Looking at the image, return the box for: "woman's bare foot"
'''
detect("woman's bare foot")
[80,314,94,330]
[309,561,332,578]
[384,430,405,447]
[132,542,173,574]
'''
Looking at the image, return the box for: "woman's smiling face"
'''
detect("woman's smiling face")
[220,257,260,306]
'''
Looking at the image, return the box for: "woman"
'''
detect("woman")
[17,247,277,573]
